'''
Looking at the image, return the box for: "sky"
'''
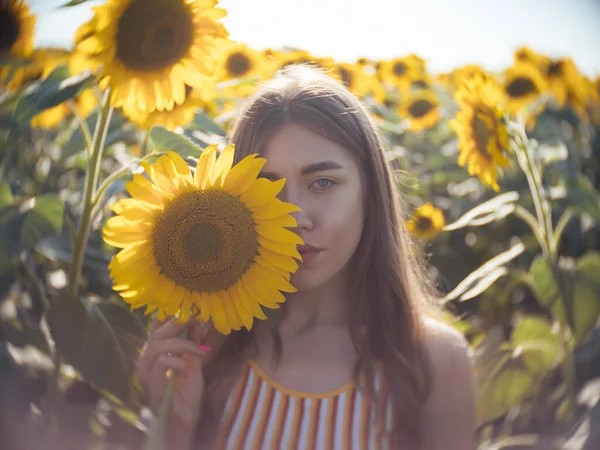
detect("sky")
[30,0,600,77]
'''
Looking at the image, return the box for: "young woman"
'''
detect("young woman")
[135,65,476,450]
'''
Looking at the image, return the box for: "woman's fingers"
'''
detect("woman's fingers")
[154,354,187,377]
[187,320,210,345]
[138,337,203,373]
[151,319,188,341]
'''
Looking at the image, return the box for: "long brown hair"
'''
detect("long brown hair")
[195,65,437,448]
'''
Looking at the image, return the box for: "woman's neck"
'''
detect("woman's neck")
[278,269,351,335]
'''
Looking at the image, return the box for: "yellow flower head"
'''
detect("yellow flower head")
[502,63,547,115]
[74,0,230,114]
[450,75,510,191]
[513,46,550,69]
[219,43,268,81]
[407,203,445,240]
[398,91,440,132]
[543,57,587,108]
[122,83,211,130]
[378,55,425,88]
[103,144,304,334]
[332,62,385,103]
[0,0,36,58]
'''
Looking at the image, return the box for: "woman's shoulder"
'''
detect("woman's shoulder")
[422,316,470,362]
[419,317,476,448]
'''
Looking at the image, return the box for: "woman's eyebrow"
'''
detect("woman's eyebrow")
[260,161,344,180]
[300,161,343,175]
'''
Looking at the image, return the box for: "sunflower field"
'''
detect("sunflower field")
[1,0,600,449]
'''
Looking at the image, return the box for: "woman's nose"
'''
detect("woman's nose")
[291,209,312,231]
[282,187,313,231]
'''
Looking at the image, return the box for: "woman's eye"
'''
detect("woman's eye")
[312,178,336,189]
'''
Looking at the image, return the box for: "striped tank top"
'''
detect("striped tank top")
[214,360,396,449]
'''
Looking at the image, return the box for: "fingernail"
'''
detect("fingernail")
[197,344,212,353]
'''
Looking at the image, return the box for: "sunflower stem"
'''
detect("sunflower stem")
[513,205,549,258]
[90,152,157,217]
[67,99,93,158]
[142,129,151,157]
[146,324,190,450]
[513,123,554,260]
[68,89,113,297]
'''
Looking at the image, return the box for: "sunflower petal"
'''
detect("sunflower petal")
[212,144,235,185]
[257,236,301,259]
[222,155,265,195]
[255,223,304,245]
[228,285,254,330]
[195,145,217,189]
[253,264,297,293]
[208,292,230,334]
[254,256,291,280]
[252,199,301,220]
[257,247,299,273]
[167,151,194,187]
[241,178,286,208]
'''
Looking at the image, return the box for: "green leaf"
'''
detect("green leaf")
[561,174,600,222]
[443,191,519,231]
[190,110,226,136]
[60,0,94,6]
[441,242,524,303]
[12,64,95,127]
[511,315,562,375]
[61,110,134,160]
[46,292,147,400]
[0,195,64,264]
[0,184,13,208]
[572,252,600,343]
[477,356,535,423]
[149,125,202,159]
[530,256,570,328]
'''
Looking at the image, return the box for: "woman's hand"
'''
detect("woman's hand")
[135,318,212,428]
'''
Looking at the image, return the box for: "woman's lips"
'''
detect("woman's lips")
[297,245,321,264]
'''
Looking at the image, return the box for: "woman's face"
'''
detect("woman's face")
[261,123,365,292]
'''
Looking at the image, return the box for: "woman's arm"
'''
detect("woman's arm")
[421,320,477,450]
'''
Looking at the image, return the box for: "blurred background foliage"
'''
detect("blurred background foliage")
[1,0,600,449]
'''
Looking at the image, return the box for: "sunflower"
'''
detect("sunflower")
[69,15,103,76]
[76,0,229,114]
[513,46,550,69]
[450,76,510,191]
[333,62,385,103]
[502,63,547,115]
[103,144,304,334]
[399,91,440,132]
[219,43,267,81]
[542,57,587,108]
[122,84,210,130]
[407,203,445,240]
[378,55,425,88]
[0,0,36,59]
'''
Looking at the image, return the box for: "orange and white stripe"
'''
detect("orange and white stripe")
[216,360,395,450]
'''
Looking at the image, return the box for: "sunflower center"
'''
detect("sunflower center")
[152,190,258,293]
[506,77,537,98]
[473,113,493,158]
[412,80,430,90]
[547,61,563,77]
[416,216,433,231]
[393,61,408,77]
[408,99,433,118]
[115,0,194,72]
[338,66,353,87]
[226,52,251,77]
[0,11,19,51]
